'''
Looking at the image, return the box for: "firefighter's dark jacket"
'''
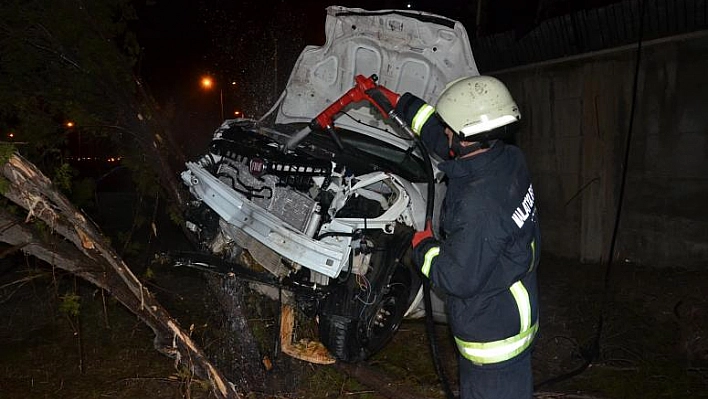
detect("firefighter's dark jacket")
[396,93,541,360]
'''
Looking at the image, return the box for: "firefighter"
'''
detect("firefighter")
[393,75,541,398]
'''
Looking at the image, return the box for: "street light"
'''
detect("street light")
[200,76,238,122]
[200,76,214,89]
[200,75,223,121]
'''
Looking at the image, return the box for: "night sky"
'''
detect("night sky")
[130,0,619,145]
[131,1,497,142]
[132,0,544,101]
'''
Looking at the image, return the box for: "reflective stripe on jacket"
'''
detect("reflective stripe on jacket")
[419,245,538,365]
[455,280,538,365]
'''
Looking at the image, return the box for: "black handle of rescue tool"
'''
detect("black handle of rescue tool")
[365,87,395,115]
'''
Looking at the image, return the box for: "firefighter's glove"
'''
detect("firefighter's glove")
[411,223,439,272]
[412,223,434,249]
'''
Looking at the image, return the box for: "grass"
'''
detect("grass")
[2,253,707,398]
[0,266,210,399]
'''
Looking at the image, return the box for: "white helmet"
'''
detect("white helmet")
[435,75,520,140]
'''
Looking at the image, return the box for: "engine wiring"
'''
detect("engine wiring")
[353,226,376,320]
[355,274,375,306]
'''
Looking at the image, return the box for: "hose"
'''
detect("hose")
[534,0,647,390]
[390,112,456,399]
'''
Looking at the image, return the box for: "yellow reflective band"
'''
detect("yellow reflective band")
[510,280,531,331]
[528,239,536,273]
[420,246,439,277]
[411,104,435,135]
[455,280,535,365]
[455,322,538,365]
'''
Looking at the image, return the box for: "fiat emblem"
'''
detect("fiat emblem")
[249,158,265,177]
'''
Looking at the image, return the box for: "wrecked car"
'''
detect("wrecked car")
[179,5,479,362]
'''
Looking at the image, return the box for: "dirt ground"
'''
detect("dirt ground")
[0,251,706,398]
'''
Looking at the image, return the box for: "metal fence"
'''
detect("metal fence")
[472,0,708,72]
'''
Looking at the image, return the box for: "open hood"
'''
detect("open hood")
[275,6,479,146]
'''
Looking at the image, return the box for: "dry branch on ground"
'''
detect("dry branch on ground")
[0,153,242,398]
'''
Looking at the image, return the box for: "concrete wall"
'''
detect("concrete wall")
[494,32,708,269]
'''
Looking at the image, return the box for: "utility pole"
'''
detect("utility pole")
[476,0,484,38]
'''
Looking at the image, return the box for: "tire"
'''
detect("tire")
[358,264,415,356]
[318,227,421,362]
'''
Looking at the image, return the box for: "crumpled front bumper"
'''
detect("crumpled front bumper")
[182,162,352,278]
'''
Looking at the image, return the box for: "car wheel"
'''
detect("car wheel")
[359,264,415,356]
[318,227,420,362]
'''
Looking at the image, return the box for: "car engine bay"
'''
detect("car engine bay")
[180,120,424,360]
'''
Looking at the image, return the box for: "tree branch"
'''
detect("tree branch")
[0,153,241,398]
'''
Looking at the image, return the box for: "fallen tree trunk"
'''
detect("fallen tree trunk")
[0,153,242,398]
[205,273,267,391]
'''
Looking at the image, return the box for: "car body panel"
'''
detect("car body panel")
[276,6,479,149]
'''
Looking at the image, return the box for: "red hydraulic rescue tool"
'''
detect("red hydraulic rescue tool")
[283,74,403,152]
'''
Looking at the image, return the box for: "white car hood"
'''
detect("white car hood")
[275,6,479,148]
